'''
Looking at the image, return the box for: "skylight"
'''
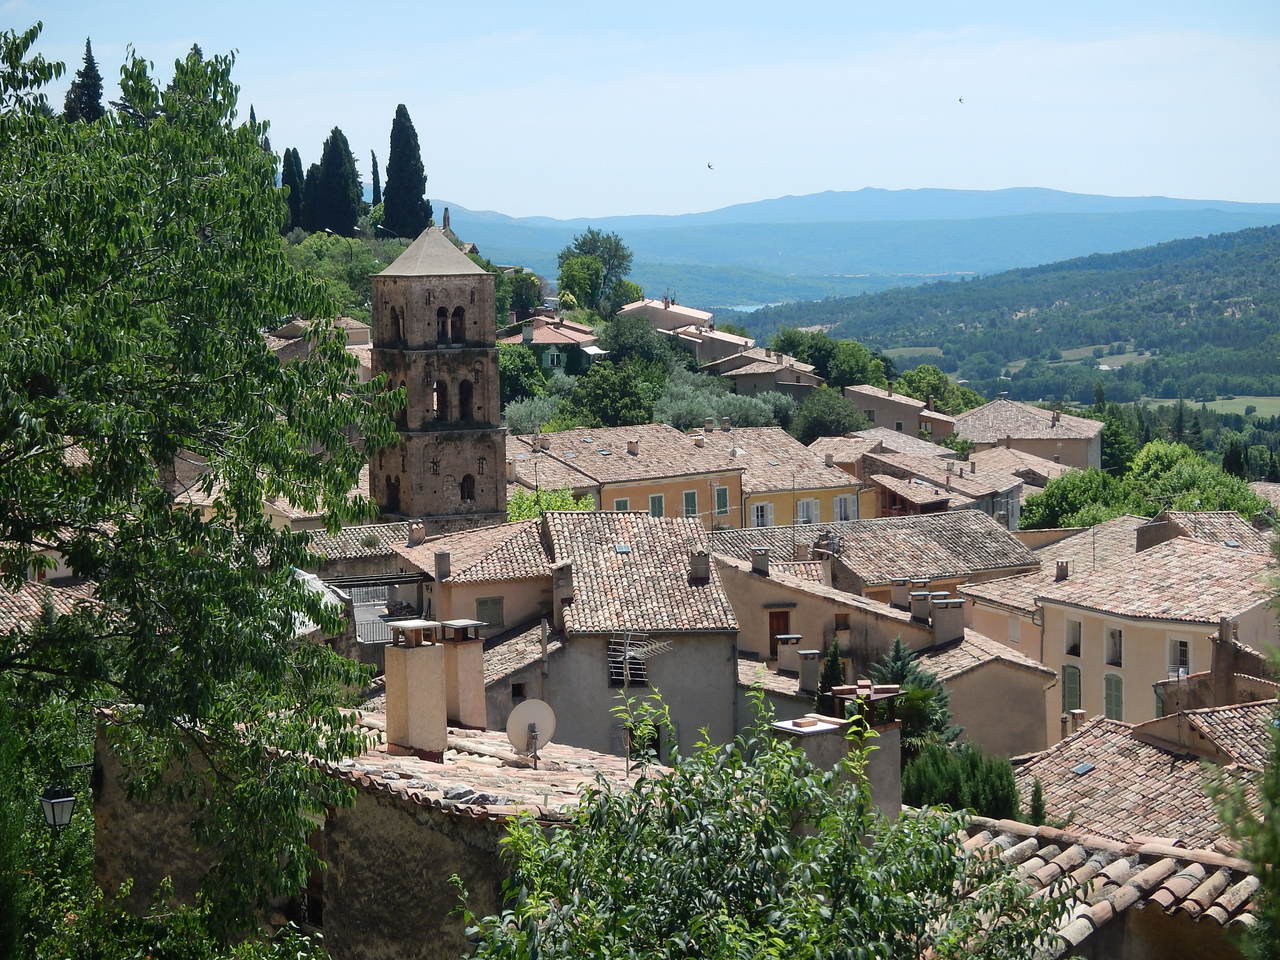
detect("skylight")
[615,543,632,554]
[1071,762,1095,776]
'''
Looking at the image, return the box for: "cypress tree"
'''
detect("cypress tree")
[63,39,104,122]
[314,127,361,236]
[371,150,382,205]
[280,148,305,233]
[1029,778,1046,826]
[1223,439,1248,479]
[300,162,321,233]
[815,642,845,716]
[383,104,431,237]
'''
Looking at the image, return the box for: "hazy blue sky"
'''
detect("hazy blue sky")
[10,1,1280,217]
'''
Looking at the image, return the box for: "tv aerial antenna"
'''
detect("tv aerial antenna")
[506,698,557,770]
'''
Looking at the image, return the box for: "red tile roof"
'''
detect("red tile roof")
[956,399,1103,442]
[394,519,551,583]
[916,628,1056,682]
[1161,511,1273,554]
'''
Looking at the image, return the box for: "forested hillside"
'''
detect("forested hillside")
[730,225,1280,404]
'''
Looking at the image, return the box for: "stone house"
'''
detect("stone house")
[860,450,1023,529]
[967,443,1075,494]
[659,323,755,365]
[844,383,956,439]
[699,347,824,398]
[496,314,603,375]
[849,427,958,461]
[615,295,714,331]
[954,398,1103,470]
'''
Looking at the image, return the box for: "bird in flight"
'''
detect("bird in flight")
[958,97,965,103]
[706,161,714,170]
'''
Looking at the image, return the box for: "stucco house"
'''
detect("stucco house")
[699,347,824,398]
[616,295,714,331]
[859,449,1023,529]
[844,383,955,439]
[954,399,1103,469]
[496,314,604,375]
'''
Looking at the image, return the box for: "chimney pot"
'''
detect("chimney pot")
[887,382,893,396]
[824,452,835,467]
[909,590,931,623]
[689,549,710,583]
[969,461,976,474]
[385,642,447,756]
[1055,560,1069,582]
[521,323,533,343]
[889,577,910,610]
[1052,454,1061,463]
[1069,708,1086,732]
[407,521,428,547]
[750,546,771,577]
[704,417,715,432]
[721,417,731,431]
[435,550,451,581]
[693,434,705,448]
[797,649,823,695]
[930,596,964,644]
[627,438,639,456]
[1004,434,1012,449]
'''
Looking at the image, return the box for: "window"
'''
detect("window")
[450,306,466,343]
[476,596,504,628]
[836,494,856,521]
[752,502,774,527]
[683,490,698,517]
[460,473,476,502]
[922,421,933,435]
[548,350,563,368]
[458,379,474,421]
[648,494,664,517]
[511,682,526,702]
[430,458,440,476]
[436,306,449,343]
[1106,628,1123,667]
[864,409,876,423]
[1008,617,1020,646]
[1061,665,1081,712]
[796,498,819,524]
[715,486,730,516]
[1065,620,1082,657]
[433,381,449,421]
[1104,674,1124,720]
[894,421,904,432]
[613,498,630,511]
[1169,637,1191,676]
[834,613,850,631]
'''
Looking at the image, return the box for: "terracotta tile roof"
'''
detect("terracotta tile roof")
[483,621,564,685]
[666,324,754,347]
[915,628,1056,681]
[545,511,737,634]
[710,511,1038,586]
[0,581,93,632]
[1161,511,1273,553]
[513,425,740,485]
[1176,700,1277,769]
[850,428,957,459]
[497,316,599,346]
[394,519,550,583]
[1013,716,1259,848]
[919,409,957,425]
[960,815,1259,955]
[378,226,489,277]
[772,560,825,583]
[307,522,412,562]
[1249,481,1280,510]
[700,346,817,375]
[844,383,925,409]
[1035,537,1273,624]
[960,514,1147,614]
[862,450,1021,499]
[617,298,713,322]
[968,445,1075,483]
[714,554,915,623]
[690,426,855,494]
[869,473,975,508]
[507,436,600,494]
[716,359,799,377]
[807,435,881,464]
[736,656,804,698]
[956,398,1103,442]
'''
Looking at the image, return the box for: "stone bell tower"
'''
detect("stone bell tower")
[369,226,506,532]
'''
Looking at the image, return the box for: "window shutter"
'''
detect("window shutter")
[1062,665,1081,711]
[1104,674,1123,720]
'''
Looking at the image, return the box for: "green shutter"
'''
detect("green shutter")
[1062,666,1081,711]
[1104,674,1123,720]
[715,486,729,515]
[683,490,697,517]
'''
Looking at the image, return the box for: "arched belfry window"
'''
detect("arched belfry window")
[390,305,404,344]
[458,379,474,421]
[451,306,466,343]
[434,381,449,421]
[385,475,401,513]
[460,474,476,502]
[436,307,449,343]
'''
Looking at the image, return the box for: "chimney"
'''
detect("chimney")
[720,417,731,432]
[704,417,715,433]
[1052,454,1061,463]
[824,452,835,467]
[1069,708,1086,733]
[750,547,770,577]
[551,560,574,629]
[442,620,487,729]
[887,382,893,396]
[539,436,551,451]
[627,438,640,456]
[908,590,931,623]
[689,549,710,584]
[930,597,965,644]
[407,521,428,547]
[944,475,951,492]
[662,295,671,309]
[521,323,533,343]
[434,550,451,581]
[889,577,910,610]
[1003,434,1012,449]
[442,207,451,230]
[798,649,822,695]
[505,458,516,482]
[1054,560,1069,582]
[1051,410,1061,426]
[693,434,705,448]
[1212,618,1238,706]
[385,628,447,757]
[969,461,976,474]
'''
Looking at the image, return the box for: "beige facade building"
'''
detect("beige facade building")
[955,398,1103,469]
[369,226,506,532]
[860,449,1023,529]
[659,323,755,365]
[616,296,714,331]
[699,347,824,398]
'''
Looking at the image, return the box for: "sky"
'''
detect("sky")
[10,1,1280,218]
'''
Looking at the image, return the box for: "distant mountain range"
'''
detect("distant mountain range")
[433,187,1280,309]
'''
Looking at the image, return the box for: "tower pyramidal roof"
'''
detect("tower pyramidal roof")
[378,225,489,277]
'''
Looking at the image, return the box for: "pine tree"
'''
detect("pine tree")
[383,104,430,237]
[1171,400,1187,443]
[1269,449,1280,483]
[1223,439,1248,479]
[314,127,361,235]
[370,150,381,205]
[63,39,104,122]
[1029,778,1045,826]
[1186,408,1205,452]
[815,642,845,715]
[300,162,321,233]
[280,148,305,233]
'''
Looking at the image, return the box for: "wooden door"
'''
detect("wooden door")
[768,610,790,660]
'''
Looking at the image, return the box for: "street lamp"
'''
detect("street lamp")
[373,223,399,238]
[40,785,76,832]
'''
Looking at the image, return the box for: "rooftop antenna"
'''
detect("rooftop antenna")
[506,699,557,770]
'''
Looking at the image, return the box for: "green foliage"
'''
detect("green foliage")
[507,487,595,521]
[300,162,321,232]
[895,364,986,415]
[370,149,380,205]
[280,147,305,234]
[1029,778,1046,826]
[568,360,664,427]
[938,433,976,457]
[1100,409,1139,474]
[1223,438,1249,479]
[498,343,548,406]
[613,278,644,308]
[62,39,103,122]
[503,394,563,435]
[557,255,604,311]
[815,641,845,715]
[0,28,397,931]
[313,126,361,236]
[382,103,430,237]
[508,270,542,322]
[903,742,1019,820]
[790,385,869,444]
[557,227,634,312]
[1020,468,1133,529]
[458,696,1068,959]
[869,639,959,761]
[770,328,887,389]
[283,230,395,322]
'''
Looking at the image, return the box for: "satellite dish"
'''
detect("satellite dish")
[506,699,556,756]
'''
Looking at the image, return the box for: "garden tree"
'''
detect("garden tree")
[1171,399,1187,443]
[299,161,321,232]
[62,38,103,121]
[282,230,384,322]
[0,25,398,937]
[557,254,603,312]
[715,319,752,339]
[279,146,305,233]
[382,103,430,237]
[1100,408,1139,474]
[815,641,845,714]
[789,385,868,445]
[902,742,1019,820]
[313,125,361,235]
[868,639,959,761]
[459,694,1068,959]
[503,394,564,435]
[507,487,595,521]
[612,278,644,309]
[509,269,542,322]
[894,364,987,415]
[498,342,548,406]
[1029,778,1046,826]
[1223,438,1249,479]
[1020,468,1133,529]
[557,227,633,311]
[370,149,381,204]
[828,338,888,390]
[598,313,675,366]
[570,360,663,427]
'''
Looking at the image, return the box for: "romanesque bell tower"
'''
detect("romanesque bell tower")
[369,226,506,532]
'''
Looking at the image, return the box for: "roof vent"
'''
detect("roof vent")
[598,449,612,456]
[1224,539,1241,548]
[1071,762,1095,776]
[615,543,632,554]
